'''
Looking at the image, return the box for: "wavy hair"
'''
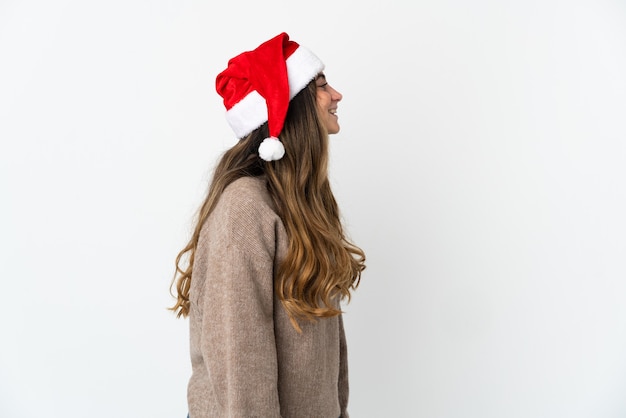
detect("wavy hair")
[170,80,365,331]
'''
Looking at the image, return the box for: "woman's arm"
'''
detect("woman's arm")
[195,189,282,416]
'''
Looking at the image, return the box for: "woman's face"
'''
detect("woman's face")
[315,74,343,134]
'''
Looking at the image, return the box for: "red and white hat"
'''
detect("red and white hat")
[216,33,325,161]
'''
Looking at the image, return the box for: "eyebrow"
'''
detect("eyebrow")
[316,73,326,82]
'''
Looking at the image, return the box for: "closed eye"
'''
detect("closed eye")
[316,73,327,88]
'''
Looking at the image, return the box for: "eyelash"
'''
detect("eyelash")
[317,82,328,88]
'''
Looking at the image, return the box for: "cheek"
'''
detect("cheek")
[316,100,329,117]
[316,92,330,108]
[314,101,324,116]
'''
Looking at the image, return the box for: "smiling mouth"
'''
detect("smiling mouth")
[329,109,337,115]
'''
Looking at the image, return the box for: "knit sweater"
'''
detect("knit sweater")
[187,176,349,418]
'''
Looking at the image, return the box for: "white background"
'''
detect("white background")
[1,0,626,417]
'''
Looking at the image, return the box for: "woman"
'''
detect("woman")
[170,33,365,418]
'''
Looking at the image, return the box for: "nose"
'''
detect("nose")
[329,84,343,102]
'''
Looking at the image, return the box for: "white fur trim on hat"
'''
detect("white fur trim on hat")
[286,45,325,99]
[225,90,268,139]
[258,137,285,161]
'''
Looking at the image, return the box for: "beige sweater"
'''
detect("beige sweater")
[187,176,349,418]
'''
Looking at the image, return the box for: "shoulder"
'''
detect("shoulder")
[205,176,281,259]
[216,176,277,223]
[220,176,273,208]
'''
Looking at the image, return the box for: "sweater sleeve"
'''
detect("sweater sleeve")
[196,191,282,417]
[338,313,350,418]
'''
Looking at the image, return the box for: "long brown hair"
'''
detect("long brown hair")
[170,80,365,330]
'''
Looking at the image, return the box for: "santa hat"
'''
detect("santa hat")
[216,33,325,161]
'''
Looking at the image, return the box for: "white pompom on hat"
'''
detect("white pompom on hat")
[215,33,325,161]
[258,137,285,161]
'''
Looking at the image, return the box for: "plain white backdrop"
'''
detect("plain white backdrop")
[1,0,626,417]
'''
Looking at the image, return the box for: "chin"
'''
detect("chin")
[327,125,340,135]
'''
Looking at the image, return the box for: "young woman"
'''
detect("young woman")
[170,33,365,418]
